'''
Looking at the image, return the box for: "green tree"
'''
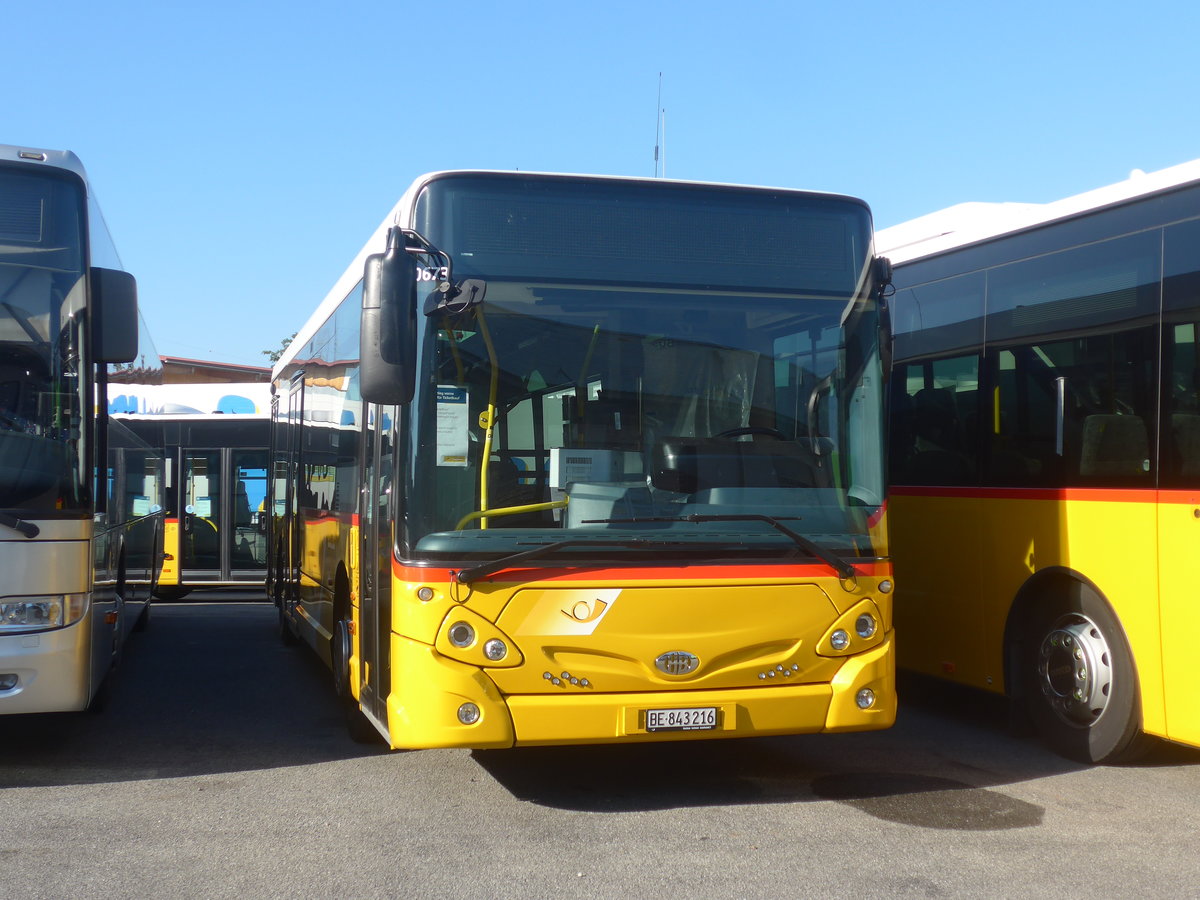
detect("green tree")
[263,332,296,364]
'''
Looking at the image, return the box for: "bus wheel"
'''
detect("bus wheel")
[1023,589,1150,764]
[277,598,297,646]
[332,611,379,744]
[133,599,151,633]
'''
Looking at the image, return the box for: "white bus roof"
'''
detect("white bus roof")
[876,157,1200,265]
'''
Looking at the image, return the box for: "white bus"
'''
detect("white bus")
[1,144,162,714]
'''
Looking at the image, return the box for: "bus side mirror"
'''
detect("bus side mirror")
[360,230,417,405]
[92,267,139,363]
[874,256,893,293]
[874,256,894,378]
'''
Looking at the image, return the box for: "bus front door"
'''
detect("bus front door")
[181,448,268,586]
[358,406,393,736]
[181,450,222,582]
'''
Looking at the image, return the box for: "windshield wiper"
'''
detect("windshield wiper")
[583,513,857,580]
[0,511,40,539]
[453,536,738,584]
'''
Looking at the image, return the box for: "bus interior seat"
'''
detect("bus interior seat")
[901,388,972,484]
[912,388,961,451]
[1079,414,1150,478]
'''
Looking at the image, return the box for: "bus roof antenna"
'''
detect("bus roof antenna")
[653,72,663,178]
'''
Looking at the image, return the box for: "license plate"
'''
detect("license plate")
[644,707,719,732]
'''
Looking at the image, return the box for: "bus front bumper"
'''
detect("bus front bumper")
[385,633,894,750]
[0,623,92,715]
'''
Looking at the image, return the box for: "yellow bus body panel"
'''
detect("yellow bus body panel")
[382,570,895,749]
[892,488,1184,744]
[1157,493,1200,747]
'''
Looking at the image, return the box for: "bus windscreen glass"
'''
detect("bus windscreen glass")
[0,167,89,513]
[403,175,885,564]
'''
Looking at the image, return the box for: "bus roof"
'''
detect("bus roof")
[0,143,87,180]
[876,157,1200,265]
[272,170,873,377]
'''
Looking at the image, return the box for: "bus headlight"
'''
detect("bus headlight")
[818,599,886,657]
[448,622,475,648]
[0,594,88,632]
[856,613,877,639]
[435,612,524,668]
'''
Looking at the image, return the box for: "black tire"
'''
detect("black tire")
[331,614,353,700]
[1022,583,1152,764]
[331,610,381,744]
[133,599,151,633]
[277,597,298,646]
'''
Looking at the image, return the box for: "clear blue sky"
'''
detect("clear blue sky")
[9,0,1200,367]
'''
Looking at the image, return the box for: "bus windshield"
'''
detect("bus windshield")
[0,167,89,513]
[403,176,884,564]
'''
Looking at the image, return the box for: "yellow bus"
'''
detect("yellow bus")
[270,171,895,749]
[880,159,1200,763]
[1,144,162,714]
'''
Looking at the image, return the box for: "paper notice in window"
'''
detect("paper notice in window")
[436,385,469,467]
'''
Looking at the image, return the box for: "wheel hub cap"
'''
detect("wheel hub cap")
[1038,614,1114,727]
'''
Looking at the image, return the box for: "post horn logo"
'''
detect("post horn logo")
[562,598,608,624]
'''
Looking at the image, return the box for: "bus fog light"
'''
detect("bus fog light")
[483,639,507,661]
[855,613,877,639]
[448,622,475,648]
[0,674,18,691]
[830,629,850,651]
[856,688,876,709]
[457,702,481,725]
[417,586,435,602]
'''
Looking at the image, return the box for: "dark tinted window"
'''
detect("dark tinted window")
[891,353,980,487]
[416,174,874,296]
[892,272,985,362]
[987,329,1157,488]
[985,230,1161,345]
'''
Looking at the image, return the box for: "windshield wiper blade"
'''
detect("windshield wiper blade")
[584,514,857,580]
[0,511,40,539]
[453,536,735,584]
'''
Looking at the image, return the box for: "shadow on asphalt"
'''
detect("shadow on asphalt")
[0,595,387,788]
[6,592,1197,822]
[472,670,1200,822]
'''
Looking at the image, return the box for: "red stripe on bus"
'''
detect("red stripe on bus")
[1157,490,1200,505]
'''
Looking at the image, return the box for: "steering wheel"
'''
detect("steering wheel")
[714,426,787,440]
